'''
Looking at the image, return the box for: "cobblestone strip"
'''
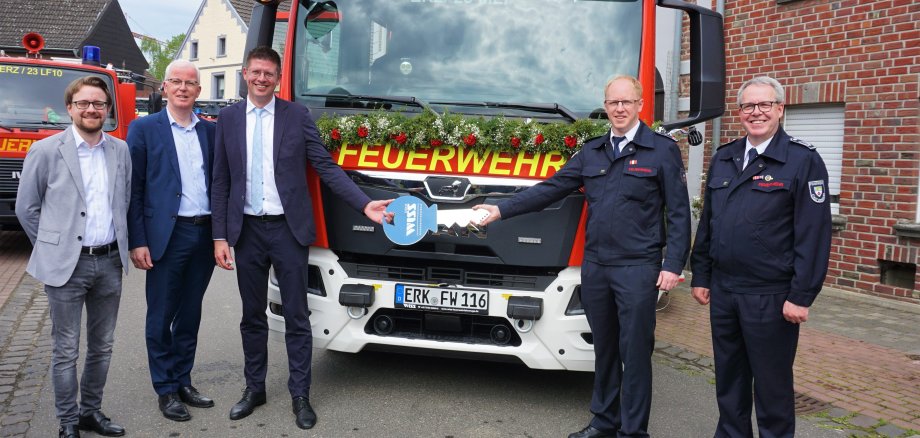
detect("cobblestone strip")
[0,276,51,438]
[655,291,920,437]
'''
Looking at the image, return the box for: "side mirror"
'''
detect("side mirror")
[149,92,163,114]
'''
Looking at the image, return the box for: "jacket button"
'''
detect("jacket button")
[722,181,728,186]
[600,169,606,174]
[77,236,82,241]
[80,212,85,217]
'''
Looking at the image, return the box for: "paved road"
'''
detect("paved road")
[18,268,845,437]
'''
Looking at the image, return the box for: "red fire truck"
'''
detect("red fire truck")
[245,0,724,371]
[0,33,140,227]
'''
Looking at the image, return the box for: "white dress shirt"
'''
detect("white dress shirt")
[243,97,284,215]
[72,125,116,246]
[743,136,774,169]
[609,121,641,154]
[167,110,210,216]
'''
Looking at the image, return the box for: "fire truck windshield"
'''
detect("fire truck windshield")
[293,0,642,119]
[0,63,118,131]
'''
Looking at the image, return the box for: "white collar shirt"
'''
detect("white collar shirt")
[743,136,773,169]
[167,110,210,216]
[609,121,641,154]
[244,97,283,215]
[71,125,115,246]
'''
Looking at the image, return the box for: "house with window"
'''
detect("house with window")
[0,0,148,75]
[176,0,290,100]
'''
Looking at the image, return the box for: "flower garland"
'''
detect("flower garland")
[316,111,611,156]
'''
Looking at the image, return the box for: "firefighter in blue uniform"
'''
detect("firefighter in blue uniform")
[690,76,832,438]
[475,75,690,438]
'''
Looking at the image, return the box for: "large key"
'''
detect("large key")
[382,196,490,246]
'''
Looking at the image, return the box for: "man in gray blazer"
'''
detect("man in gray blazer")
[16,76,131,438]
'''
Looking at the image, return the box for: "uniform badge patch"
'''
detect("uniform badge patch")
[808,180,826,203]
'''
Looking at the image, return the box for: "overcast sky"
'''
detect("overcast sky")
[120,0,202,43]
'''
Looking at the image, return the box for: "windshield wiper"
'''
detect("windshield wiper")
[302,94,438,116]
[429,101,579,123]
[12,120,70,129]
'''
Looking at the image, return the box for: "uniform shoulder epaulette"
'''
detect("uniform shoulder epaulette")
[653,127,677,142]
[789,137,816,150]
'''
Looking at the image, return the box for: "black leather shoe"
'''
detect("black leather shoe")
[229,388,266,420]
[292,396,317,429]
[179,385,215,408]
[77,411,125,437]
[158,393,192,422]
[568,425,616,438]
[59,425,80,438]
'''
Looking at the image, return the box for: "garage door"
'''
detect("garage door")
[784,105,844,214]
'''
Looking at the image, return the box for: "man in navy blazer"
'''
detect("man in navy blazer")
[127,60,217,422]
[211,46,392,429]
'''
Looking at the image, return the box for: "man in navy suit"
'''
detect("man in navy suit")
[211,46,392,430]
[127,60,217,422]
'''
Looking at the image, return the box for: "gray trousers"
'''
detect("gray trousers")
[45,251,123,426]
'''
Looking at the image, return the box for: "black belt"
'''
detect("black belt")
[244,214,285,222]
[176,215,211,225]
[81,241,117,255]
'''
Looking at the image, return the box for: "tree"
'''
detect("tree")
[140,33,186,80]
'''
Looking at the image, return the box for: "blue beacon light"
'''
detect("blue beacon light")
[81,46,101,66]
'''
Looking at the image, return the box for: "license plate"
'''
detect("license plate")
[394,284,488,315]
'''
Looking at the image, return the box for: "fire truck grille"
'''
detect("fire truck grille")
[340,256,553,291]
[0,159,24,193]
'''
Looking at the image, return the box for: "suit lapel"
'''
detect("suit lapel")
[195,122,211,190]
[272,99,285,167]
[158,110,181,181]
[103,133,117,206]
[236,104,248,176]
[58,129,87,204]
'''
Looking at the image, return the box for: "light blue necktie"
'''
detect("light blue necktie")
[251,108,265,214]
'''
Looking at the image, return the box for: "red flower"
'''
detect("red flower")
[463,133,477,147]
[357,125,369,138]
[564,135,577,148]
[510,137,521,148]
[430,139,443,147]
[534,133,545,145]
[394,132,407,144]
[330,128,341,141]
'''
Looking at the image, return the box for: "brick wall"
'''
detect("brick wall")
[691,0,920,303]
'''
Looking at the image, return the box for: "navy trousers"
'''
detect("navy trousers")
[234,217,312,398]
[581,261,658,437]
[145,221,214,395]
[709,286,800,438]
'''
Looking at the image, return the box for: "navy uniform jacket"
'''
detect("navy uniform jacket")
[690,127,832,306]
[498,122,691,274]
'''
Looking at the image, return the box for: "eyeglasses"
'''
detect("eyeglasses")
[165,78,200,88]
[604,99,639,109]
[71,100,109,110]
[739,101,779,114]
[246,70,277,80]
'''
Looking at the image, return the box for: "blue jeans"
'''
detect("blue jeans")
[45,251,123,426]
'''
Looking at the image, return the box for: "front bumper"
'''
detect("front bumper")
[266,247,594,371]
